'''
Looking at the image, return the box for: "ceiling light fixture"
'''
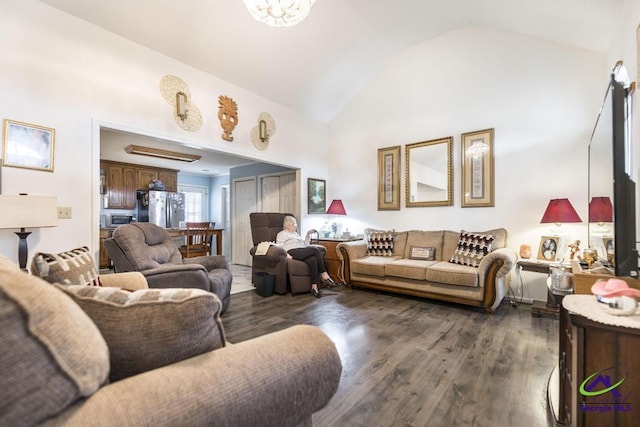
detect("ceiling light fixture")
[124,144,202,163]
[243,0,316,27]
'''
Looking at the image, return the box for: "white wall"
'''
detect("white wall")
[0,1,328,265]
[328,25,607,301]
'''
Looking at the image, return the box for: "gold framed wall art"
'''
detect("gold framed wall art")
[377,145,401,210]
[2,119,55,172]
[461,128,494,207]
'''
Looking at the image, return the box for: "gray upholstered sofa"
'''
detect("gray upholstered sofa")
[104,223,232,313]
[1,255,342,426]
[338,228,517,312]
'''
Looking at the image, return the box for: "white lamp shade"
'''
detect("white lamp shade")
[0,195,58,229]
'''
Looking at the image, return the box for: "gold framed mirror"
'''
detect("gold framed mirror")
[405,136,453,207]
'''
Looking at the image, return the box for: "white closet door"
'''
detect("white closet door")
[279,173,296,214]
[261,176,281,212]
[232,177,256,266]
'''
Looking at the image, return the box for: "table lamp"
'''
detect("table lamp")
[588,196,613,263]
[539,198,582,262]
[0,195,58,270]
[540,198,582,229]
[326,199,347,238]
[588,196,613,226]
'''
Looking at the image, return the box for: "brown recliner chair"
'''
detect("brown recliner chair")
[249,212,326,295]
[103,223,232,313]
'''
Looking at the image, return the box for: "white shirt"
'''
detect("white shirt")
[276,230,306,251]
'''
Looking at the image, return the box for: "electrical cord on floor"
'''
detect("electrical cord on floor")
[505,269,524,308]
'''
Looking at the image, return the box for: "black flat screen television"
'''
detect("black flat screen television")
[611,76,638,277]
[589,62,638,278]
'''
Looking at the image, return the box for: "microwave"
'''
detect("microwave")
[110,215,133,226]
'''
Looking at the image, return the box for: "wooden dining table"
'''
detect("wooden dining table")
[167,228,224,255]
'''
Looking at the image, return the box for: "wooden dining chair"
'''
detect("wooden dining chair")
[179,222,215,258]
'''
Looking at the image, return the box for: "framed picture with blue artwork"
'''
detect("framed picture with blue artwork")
[2,119,55,172]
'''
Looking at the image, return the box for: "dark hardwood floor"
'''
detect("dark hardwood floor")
[222,286,558,427]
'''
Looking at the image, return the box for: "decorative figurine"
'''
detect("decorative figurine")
[218,95,238,141]
[567,240,581,261]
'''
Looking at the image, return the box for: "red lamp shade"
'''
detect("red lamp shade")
[588,196,613,223]
[540,198,582,224]
[326,199,347,215]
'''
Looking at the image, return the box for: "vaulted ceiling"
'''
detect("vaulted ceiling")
[41,0,624,124]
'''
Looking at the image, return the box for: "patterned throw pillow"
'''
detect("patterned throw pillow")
[449,231,495,267]
[366,228,395,256]
[408,246,436,260]
[31,246,101,287]
[55,285,226,382]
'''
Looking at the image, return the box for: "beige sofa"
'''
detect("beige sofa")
[337,229,517,313]
[1,254,341,426]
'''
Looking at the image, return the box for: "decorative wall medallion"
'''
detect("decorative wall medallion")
[250,112,276,150]
[159,75,203,132]
[218,95,238,141]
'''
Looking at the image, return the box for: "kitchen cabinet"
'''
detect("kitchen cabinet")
[159,170,177,191]
[137,167,158,190]
[138,167,178,192]
[105,162,137,209]
[554,295,640,426]
[101,160,179,209]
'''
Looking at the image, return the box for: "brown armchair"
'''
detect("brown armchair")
[249,212,326,295]
[103,223,232,313]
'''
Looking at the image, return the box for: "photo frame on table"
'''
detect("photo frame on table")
[2,119,55,172]
[602,237,614,263]
[307,178,326,214]
[377,145,401,210]
[461,128,494,207]
[537,235,560,262]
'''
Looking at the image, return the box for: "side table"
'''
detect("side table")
[316,237,360,283]
[516,259,570,318]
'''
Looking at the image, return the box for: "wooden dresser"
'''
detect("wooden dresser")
[554,295,640,426]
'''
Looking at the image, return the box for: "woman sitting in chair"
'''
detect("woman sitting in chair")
[276,215,337,298]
